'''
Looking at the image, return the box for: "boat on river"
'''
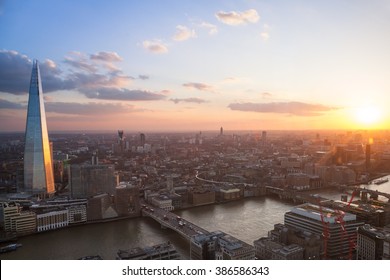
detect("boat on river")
[0,243,22,254]
[374,178,389,185]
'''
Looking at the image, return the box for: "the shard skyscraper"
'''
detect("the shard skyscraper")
[23,60,55,195]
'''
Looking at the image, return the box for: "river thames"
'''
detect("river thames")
[2,175,390,260]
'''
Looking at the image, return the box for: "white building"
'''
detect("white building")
[37,210,69,232]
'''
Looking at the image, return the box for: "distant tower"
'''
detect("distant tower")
[167,176,174,194]
[23,60,55,195]
[220,127,223,136]
[262,131,267,145]
[91,151,99,165]
[118,130,124,141]
[140,133,146,146]
[366,144,371,171]
[118,130,124,153]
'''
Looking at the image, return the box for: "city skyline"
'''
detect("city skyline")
[1,0,390,132]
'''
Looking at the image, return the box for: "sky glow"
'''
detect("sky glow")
[1,0,389,132]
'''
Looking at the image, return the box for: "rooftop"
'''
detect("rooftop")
[291,203,356,223]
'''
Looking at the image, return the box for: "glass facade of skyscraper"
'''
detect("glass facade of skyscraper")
[23,60,55,195]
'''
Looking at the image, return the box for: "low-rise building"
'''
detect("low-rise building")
[151,195,174,211]
[36,209,68,232]
[217,188,241,202]
[1,202,20,232]
[271,244,304,260]
[87,193,115,221]
[68,205,87,224]
[356,224,390,260]
[9,211,36,234]
[117,242,181,260]
[254,237,283,259]
[188,187,215,206]
[268,223,322,260]
[115,183,141,216]
[191,231,255,260]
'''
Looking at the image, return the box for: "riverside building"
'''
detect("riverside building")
[284,203,364,259]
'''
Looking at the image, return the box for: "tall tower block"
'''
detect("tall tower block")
[23,60,55,195]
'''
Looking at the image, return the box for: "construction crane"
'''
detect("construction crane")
[318,201,330,259]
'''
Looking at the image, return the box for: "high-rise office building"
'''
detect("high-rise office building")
[261,130,267,146]
[69,164,118,198]
[284,203,364,259]
[140,133,146,146]
[23,60,55,195]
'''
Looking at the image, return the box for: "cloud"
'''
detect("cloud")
[82,87,166,101]
[261,92,272,98]
[90,51,122,62]
[228,102,339,116]
[260,23,270,41]
[43,95,54,102]
[142,40,169,54]
[0,50,66,94]
[260,32,269,40]
[0,50,31,95]
[138,75,149,80]
[67,72,132,89]
[216,9,260,26]
[65,51,124,73]
[173,25,196,41]
[64,53,97,73]
[89,51,123,72]
[160,89,172,95]
[46,102,136,115]
[222,77,243,83]
[0,99,26,109]
[63,52,133,88]
[199,22,218,35]
[183,82,215,92]
[170,97,208,104]
[0,50,166,103]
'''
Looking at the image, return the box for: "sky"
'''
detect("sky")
[1,0,390,132]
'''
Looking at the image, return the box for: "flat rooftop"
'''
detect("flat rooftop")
[291,203,356,223]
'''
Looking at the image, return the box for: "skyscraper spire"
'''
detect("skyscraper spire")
[23,60,55,195]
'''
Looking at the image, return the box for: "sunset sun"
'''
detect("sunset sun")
[354,106,382,126]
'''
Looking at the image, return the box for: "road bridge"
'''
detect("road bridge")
[141,204,209,241]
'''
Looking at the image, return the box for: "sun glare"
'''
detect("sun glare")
[354,106,382,126]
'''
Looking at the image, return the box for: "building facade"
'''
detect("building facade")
[115,183,141,217]
[284,203,364,259]
[69,164,117,198]
[36,210,69,232]
[356,224,390,260]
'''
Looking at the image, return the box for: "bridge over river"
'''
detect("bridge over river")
[340,185,390,202]
[141,204,209,241]
[265,186,331,204]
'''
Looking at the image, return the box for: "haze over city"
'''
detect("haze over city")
[1,0,390,132]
